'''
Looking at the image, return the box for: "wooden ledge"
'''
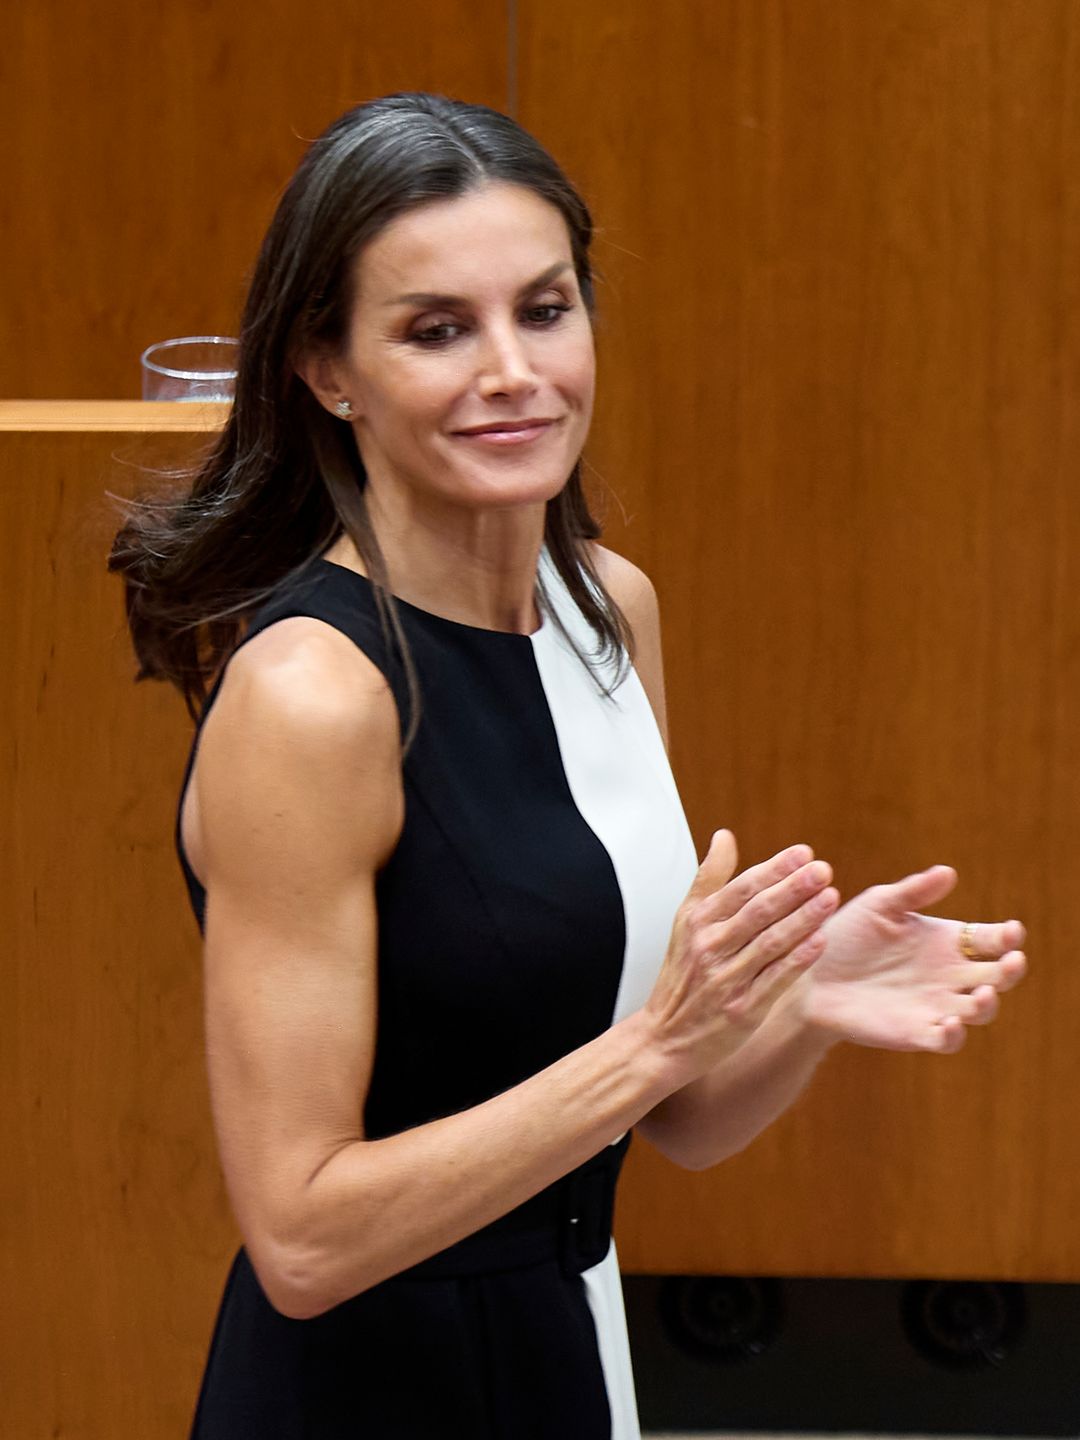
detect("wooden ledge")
[0,400,230,432]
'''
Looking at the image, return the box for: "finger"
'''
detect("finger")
[701,845,820,926]
[930,1015,967,1055]
[961,985,1000,1026]
[714,883,840,976]
[724,845,819,915]
[911,1014,967,1054]
[885,865,958,913]
[997,950,1028,989]
[686,830,739,903]
[939,984,1000,1026]
[959,950,1027,993]
[731,924,829,1019]
[958,919,1026,959]
[707,864,834,956]
[1002,918,1027,950]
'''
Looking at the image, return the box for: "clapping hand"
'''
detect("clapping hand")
[797,864,1027,1053]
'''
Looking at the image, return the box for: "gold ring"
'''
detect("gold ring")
[958,921,981,960]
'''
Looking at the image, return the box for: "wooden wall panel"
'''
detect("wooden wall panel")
[6,24,1080,1440]
[0,411,241,1434]
[0,0,506,399]
[520,0,1080,1278]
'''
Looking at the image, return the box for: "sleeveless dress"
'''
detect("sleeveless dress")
[175,552,698,1440]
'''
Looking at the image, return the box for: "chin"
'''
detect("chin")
[438,456,579,510]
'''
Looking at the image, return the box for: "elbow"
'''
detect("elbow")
[682,1130,756,1170]
[263,1273,334,1323]
[637,1117,745,1172]
[250,1239,338,1320]
[272,1289,339,1322]
[246,1224,376,1321]
[236,1150,391,1318]
[672,1149,723,1173]
[663,1141,740,1172]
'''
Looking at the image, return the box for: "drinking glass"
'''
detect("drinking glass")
[140,336,239,401]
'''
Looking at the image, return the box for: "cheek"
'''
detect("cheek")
[563,329,596,401]
[355,369,454,435]
[563,344,596,417]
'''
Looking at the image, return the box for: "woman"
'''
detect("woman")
[110,94,1026,1439]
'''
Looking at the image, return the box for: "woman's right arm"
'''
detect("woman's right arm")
[194,618,833,1320]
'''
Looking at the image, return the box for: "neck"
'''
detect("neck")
[331,485,548,636]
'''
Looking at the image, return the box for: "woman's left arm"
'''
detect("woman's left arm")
[637,885,1025,1170]
[636,981,836,1169]
[595,545,1027,1172]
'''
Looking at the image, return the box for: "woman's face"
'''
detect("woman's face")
[317,182,595,515]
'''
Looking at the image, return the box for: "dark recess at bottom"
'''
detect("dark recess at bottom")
[623,1275,1079,1434]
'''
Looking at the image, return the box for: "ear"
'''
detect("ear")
[295,345,356,418]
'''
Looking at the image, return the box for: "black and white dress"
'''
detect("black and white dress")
[176,552,698,1439]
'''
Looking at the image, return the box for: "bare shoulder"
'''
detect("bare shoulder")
[213,616,397,743]
[589,544,669,746]
[589,543,660,644]
[196,616,403,878]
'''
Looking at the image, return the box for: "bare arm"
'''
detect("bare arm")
[637,991,835,1170]
[638,874,1026,1172]
[193,615,830,1318]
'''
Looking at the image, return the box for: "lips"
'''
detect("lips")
[453,418,558,437]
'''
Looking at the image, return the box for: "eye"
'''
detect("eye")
[523,302,572,327]
[410,320,465,347]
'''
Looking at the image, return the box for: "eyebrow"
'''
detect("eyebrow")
[384,261,573,309]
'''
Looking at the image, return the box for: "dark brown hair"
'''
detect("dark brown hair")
[109,93,630,733]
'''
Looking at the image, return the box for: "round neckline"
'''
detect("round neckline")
[314,556,550,642]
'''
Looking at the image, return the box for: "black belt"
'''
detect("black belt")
[397,1132,631,1282]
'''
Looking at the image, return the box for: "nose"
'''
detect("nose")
[476,321,539,401]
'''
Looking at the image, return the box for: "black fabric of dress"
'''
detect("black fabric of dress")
[175,559,648,1439]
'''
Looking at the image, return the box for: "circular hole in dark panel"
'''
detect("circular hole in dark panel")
[901,1280,1026,1370]
[659,1276,784,1364]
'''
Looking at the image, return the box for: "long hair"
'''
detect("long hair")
[109,94,631,734]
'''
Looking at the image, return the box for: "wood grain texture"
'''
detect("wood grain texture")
[0,0,506,399]
[0,400,229,431]
[7,24,1080,1440]
[520,0,1080,1278]
[1,420,236,1435]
